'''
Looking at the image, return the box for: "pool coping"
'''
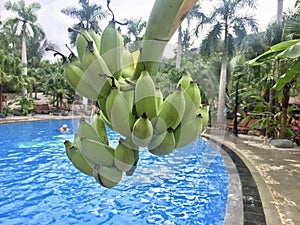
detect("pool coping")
[0,114,83,124]
[203,130,300,225]
[203,135,267,225]
[205,138,244,225]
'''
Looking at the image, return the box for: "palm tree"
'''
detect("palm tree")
[123,18,146,51]
[61,0,107,46]
[4,0,44,77]
[176,3,203,69]
[195,0,258,124]
[0,48,22,113]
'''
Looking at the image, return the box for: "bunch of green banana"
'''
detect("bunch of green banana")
[57,0,206,188]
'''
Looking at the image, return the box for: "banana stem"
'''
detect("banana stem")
[45,47,67,63]
[106,0,128,25]
[107,0,115,22]
[124,78,136,86]
[65,44,75,56]
[111,76,117,89]
[68,27,94,52]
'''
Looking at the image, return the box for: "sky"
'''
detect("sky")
[0,0,297,61]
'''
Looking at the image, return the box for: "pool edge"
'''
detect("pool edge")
[203,134,275,225]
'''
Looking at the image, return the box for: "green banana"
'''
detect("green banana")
[100,21,124,79]
[93,166,123,188]
[64,139,73,159]
[148,128,176,156]
[81,50,114,99]
[126,148,139,176]
[45,47,100,100]
[177,70,193,90]
[74,28,101,61]
[132,113,153,147]
[88,29,101,53]
[134,70,159,119]
[198,105,210,127]
[64,57,100,100]
[185,80,201,107]
[120,89,135,114]
[153,85,186,134]
[120,48,135,78]
[64,140,94,176]
[174,113,203,149]
[99,108,113,131]
[75,29,90,63]
[155,87,164,110]
[79,137,115,167]
[97,96,108,119]
[181,80,201,123]
[70,28,114,98]
[105,79,135,137]
[78,117,102,142]
[114,138,135,172]
[90,112,109,145]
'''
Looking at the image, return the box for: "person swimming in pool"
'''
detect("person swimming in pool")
[59,124,69,132]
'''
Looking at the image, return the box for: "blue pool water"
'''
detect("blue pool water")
[0,119,228,225]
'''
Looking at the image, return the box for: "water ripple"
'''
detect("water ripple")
[0,120,228,225]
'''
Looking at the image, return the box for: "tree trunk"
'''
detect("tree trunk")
[217,48,228,124]
[269,61,278,114]
[21,31,27,76]
[0,84,3,113]
[279,83,290,139]
[176,25,182,69]
[59,93,63,113]
[29,83,33,98]
[277,0,284,22]
[21,31,28,97]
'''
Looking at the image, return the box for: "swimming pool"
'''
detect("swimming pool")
[0,119,228,225]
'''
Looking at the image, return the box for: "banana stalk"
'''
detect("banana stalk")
[132,0,198,78]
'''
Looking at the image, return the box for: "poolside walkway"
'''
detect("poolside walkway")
[204,129,300,225]
[0,113,84,125]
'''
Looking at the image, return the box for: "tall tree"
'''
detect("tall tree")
[176,3,203,69]
[123,18,146,51]
[195,0,258,123]
[4,0,44,77]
